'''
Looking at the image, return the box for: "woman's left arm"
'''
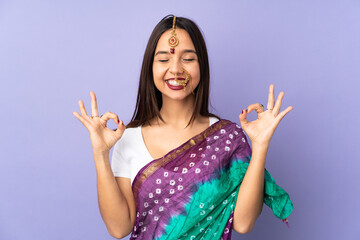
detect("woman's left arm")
[233,84,293,234]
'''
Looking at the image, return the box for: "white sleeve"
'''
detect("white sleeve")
[111,138,131,179]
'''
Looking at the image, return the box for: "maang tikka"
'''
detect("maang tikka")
[168,16,179,54]
[169,16,195,94]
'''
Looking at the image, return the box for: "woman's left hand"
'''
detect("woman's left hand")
[239,84,293,147]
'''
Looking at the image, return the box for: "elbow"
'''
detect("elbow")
[233,217,256,234]
[109,232,123,239]
[233,206,262,234]
[105,214,135,239]
[109,231,129,239]
[233,223,254,234]
[108,227,132,239]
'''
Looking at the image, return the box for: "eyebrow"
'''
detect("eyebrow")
[154,49,197,56]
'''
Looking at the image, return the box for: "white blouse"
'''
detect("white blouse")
[111,117,219,184]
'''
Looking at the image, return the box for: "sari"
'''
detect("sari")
[130,119,293,239]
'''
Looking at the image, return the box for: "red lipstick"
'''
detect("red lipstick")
[165,77,189,90]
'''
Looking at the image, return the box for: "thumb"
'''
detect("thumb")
[238,109,248,128]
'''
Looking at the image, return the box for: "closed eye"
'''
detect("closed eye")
[158,60,169,62]
[184,59,195,62]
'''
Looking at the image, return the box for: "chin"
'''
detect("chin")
[162,92,194,101]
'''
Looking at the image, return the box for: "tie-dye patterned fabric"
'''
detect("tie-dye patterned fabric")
[130,119,293,239]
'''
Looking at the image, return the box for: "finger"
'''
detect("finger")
[73,111,90,128]
[115,120,126,138]
[90,91,99,117]
[272,91,285,116]
[276,106,293,123]
[267,84,275,110]
[246,103,264,119]
[78,100,88,116]
[239,109,248,128]
[100,111,120,124]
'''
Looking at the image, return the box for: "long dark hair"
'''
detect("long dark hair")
[127,14,218,128]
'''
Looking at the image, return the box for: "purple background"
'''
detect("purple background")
[1,0,359,239]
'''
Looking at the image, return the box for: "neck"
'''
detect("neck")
[159,94,197,127]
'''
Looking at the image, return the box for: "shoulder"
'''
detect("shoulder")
[213,119,251,155]
[213,118,240,129]
[209,116,220,126]
[214,118,247,140]
[114,126,142,150]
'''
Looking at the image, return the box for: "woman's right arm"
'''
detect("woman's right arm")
[94,152,136,238]
[73,91,135,239]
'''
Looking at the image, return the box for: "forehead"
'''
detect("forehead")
[155,28,195,51]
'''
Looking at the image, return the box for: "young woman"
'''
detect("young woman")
[73,15,293,239]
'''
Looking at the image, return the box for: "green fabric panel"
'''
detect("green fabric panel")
[263,169,294,219]
[157,160,293,240]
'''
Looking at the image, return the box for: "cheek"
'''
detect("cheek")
[189,64,200,84]
[153,64,166,80]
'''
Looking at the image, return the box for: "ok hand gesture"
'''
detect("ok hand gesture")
[73,91,125,154]
[239,84,293,147]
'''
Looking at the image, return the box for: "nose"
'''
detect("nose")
[169,59,183,75]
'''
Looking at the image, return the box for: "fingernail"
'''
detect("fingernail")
[246,109,248,113]
[241,110,243,114]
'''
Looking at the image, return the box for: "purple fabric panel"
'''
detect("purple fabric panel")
[130,120,247,239]
[229,129,252,164]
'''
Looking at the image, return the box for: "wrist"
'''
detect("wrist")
[93,149,110,156]
[251,142,269,152]
[93,149,110,160]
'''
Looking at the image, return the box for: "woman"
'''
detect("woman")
[73,15,293,239]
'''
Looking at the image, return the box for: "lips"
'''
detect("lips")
[165,77,188,90]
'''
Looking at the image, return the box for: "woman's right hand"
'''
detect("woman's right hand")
[73,91,126,154]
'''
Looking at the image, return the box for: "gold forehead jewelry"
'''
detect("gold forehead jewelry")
[168,16,179,54]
